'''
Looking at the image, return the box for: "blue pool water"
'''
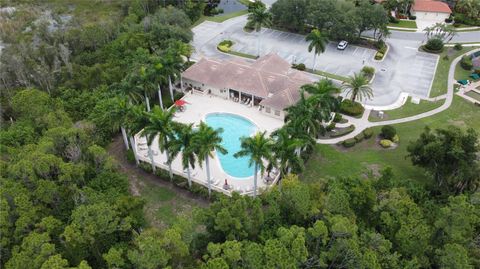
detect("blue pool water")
[205,113,256,178]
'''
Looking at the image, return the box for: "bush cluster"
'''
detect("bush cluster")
[292,63,306,71]
[461,55,473,70]
[361,66,375,79]
[425,38,444,52]
[342,138,356,148]
[374,52,384,60]
[381,125,396,140]
[363,128,374,139]
[333,113,343,123]
[340,99,365,116]
[218,40,234,53]
[408,15,416,20]
[388,15,399,23]
[326,122,336,132]
[454,43,463,51]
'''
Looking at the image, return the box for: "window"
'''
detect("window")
[265,107,271,113]
[274,110,281,116]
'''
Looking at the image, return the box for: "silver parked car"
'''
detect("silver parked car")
[337,40,348,50]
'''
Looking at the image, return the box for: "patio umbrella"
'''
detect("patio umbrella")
[174,99,188,107]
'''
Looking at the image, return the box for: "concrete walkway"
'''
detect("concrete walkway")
[316,48,480,145]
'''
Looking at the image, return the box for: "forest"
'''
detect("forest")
[1,1,479,268]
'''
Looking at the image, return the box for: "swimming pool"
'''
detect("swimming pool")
[205,113,256,178]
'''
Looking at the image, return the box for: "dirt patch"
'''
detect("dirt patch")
[362,163,382,178]
[106,135,209,207]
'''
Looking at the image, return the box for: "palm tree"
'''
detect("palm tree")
[342,73,373,102]
[305,29,328,72]
[128,65,156,111]
[284,91,321,138]
[126,104,152,168]
[161,48,184,102]
[234,131,274,197]
[148,54,168,109]
[193,121,227,197]
[169,122,197,188]
[141,106,177,179]
[301,79,340,122]
[271,128,305,177]
[247,6,272,56]
[113,79,143,105]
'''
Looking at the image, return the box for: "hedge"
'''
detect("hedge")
[340,100,365,117]
[363,128,374,139]
[329,124,355,138]
[333,113,343,123]
[374,52,384,60]
[343,138,356,148]
[354,132,365,143]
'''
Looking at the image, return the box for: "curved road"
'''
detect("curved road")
[316,48,480,144]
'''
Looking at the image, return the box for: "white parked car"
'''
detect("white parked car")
[337,40,348,50]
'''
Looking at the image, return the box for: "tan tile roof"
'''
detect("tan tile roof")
[182,53,312,110]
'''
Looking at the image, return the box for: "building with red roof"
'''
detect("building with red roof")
[410,0,451,25]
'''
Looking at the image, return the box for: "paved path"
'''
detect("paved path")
[316,48,480,144]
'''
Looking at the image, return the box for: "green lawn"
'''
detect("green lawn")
[305,68,349,82]
[139,177,201,229]
[368,97,444,122]
[388,20,417,29]
[193,10,248,27]
[302,96,480,183]
[455,61,474,81]
[465,90,480,101]
[429,47,480,97]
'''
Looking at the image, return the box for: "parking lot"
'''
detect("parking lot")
[191,16,439,108]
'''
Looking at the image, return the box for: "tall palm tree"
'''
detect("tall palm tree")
[342,72,373,102]
[285,91,321,138]
[301,79,340,122]
[126,104,152,168]
[271,128,305,177]
[113,79,143,106]
[193,121,227,197]
[148,54,167,109]
[305,29,328,72]
[141,106,177,179]
[234,131,274,198]
[169,122,197,188]
[128,65,156,111]
[161,48,183,102]
[247,6,272,56]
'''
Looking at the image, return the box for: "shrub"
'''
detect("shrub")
[381,125,396,140]
[329,125,355,138]
[292,63,306,71]
[374,52,384,60]
[374,40,385,50]
[378,46,387,54]
[445,17,453,23]
[244,20,255,32]
[361,66,375,77]
[340,99,365,117]
[354,133,365,143]
[219,40,233,47]
[409,15,416,20]
[388,16,399,23]
[460,55,473,70]
[474,68,480,75]
[333,113,343,123]
[363,128,374,139]
[392,134,400,143]
[326,122,336,132]
[218,44,230,52]
[425,38,444,52]
[126,149,135,164]
[454,43,463,51]
[139,162,153,173]
[380,139,392,148]
[343,138,356,148]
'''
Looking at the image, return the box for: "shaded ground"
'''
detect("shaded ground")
[107,136,208,228]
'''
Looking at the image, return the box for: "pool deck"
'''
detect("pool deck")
[133,92,285,196]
